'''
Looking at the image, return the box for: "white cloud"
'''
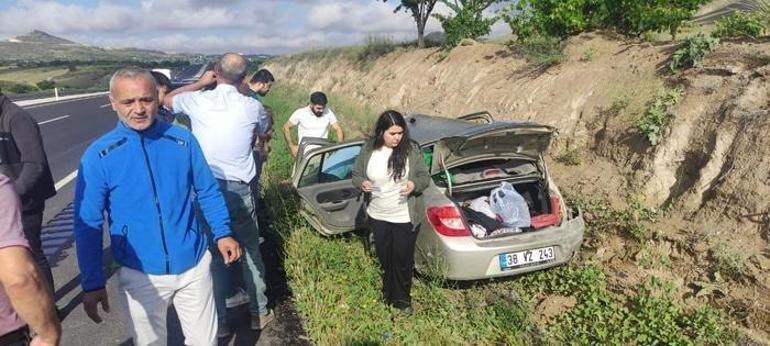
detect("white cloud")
[0,0,510,54]
[0,0,247,34]
[0,1,135,33]
[306,1,426,40]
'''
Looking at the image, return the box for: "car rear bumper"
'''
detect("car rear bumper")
[418,212,585,281]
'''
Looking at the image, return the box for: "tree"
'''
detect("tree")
[433,0,501,47]
[382,0,439,48]
[442,0,499,10]
[502,0,708,40]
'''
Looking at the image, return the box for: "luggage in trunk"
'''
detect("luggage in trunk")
[453,179,561,238]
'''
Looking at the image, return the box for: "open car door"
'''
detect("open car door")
[292,140,366,236]
[294,137,334,171]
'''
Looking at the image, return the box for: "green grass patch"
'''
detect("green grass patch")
[511,36,566,68]
[51,65,118,89]
[275,37,408,72]
[0,66,70,85]
[260,84,734,344]
[511,264,734,344]
[570,195,659,242]
[0,80,38,94]
[556,148,582,166]
[710,242,750,280]
[638,86,684,146]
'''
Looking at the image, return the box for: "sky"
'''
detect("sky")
[0,0,510,55]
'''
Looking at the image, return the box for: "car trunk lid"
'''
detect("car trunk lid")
[430,122,555,174]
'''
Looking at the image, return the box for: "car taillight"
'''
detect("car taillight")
[426,205,470,236]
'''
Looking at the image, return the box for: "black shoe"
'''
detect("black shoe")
[398,306,413,316]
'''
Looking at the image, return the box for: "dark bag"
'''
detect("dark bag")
[461,206,501,232]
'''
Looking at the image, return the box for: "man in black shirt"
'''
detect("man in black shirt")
[0,93,57,294]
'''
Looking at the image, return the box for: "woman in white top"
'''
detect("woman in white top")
[352,110,430,314]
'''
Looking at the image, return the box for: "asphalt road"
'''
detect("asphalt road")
[173,64,209,82]
[22,96,306,346]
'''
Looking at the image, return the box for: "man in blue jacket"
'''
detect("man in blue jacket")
[73,66,241,346]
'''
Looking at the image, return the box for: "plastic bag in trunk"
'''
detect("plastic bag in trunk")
[490,182,531,228]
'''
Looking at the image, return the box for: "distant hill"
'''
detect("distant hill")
[8,30,76,45]
[0,30,198,63]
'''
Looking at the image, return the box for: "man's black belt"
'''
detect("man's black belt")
[0,326,29,345]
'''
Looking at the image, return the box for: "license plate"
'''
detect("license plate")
[499,246,555,270]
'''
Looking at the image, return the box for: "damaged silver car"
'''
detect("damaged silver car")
[291,112,585,280]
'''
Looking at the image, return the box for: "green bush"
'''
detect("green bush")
[712,11,766,39]
[604,0,708,38]
[710,242,749,280]
[501,0,601,40]
[556,148,582,166]
[512,35,567,67]
[638,87,684,146]
[434,2,498,48]
[36,80,55,90]
[500,0,709,40]
[356,36,398,62]
[669,33,719,72]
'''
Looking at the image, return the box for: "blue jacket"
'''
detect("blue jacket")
[73,120,231,291]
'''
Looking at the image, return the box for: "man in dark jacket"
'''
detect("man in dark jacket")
[0,93,57,294]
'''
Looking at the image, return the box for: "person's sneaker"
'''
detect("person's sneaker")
[225,288,250,308]
[398,306,414,316]
[217,323,231,338]
[251,310,274,330]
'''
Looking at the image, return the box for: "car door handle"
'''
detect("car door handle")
[319,200,349,212]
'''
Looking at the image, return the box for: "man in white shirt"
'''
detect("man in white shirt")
[282,91,344,157]
[163,53,273,336]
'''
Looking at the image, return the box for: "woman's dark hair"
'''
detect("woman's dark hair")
[372,110,410,181]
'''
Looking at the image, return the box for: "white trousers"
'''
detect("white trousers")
[117,252,217,346]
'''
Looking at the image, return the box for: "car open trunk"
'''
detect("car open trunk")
[435,158,562,239]
[428,121,560,239]
[452,179,550,216]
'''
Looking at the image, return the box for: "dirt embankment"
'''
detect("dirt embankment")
[265,33,770,342]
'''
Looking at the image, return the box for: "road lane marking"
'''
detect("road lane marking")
[37,115,70,125]
[99,103,111,108]
[23,95,107,110]
[55,170,78,191]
